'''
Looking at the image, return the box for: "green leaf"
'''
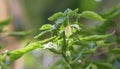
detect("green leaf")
[40,24,52,30]
[55,17,66,24]
[39,36,56,43]
[48,12,64,21]
[79,0,99,11]
[81,11,105,21]
[0,16,12,27]
[64,8,72,15]
[34,30,49,39]
[96,63,115,69]
[0,17,12,33]
[97,41,113,47]
[102,4,120,19]
[91,64,98,69]
[67,8,79,17]
[59,24,65,33]
[84,48,96,54]
[110,48,120,54]
[0,45,3,50]
[8,31,31,37]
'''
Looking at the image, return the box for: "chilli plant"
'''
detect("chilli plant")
[0,8,119,69]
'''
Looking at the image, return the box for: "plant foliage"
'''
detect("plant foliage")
[0,7,120,69]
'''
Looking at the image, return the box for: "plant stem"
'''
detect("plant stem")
[62,53,73,69]
[72,48,85,64]
[61,29,73,69]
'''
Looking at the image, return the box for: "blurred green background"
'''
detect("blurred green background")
[19,0,120,34]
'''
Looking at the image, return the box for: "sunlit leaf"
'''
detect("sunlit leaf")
[48,12,64,21]
[40,24,52,30]
[59,24,65,33]
[81,11,105,21]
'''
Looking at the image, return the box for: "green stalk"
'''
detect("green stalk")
[62,53,73,69]
[0,61,9,69]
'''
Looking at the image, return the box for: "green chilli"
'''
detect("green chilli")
[8,42,42,62]
[80,34,113,41]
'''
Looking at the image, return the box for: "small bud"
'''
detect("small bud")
[65,50,71,56]
[65,25,72,37]
[78,60,82,63]
[43,42,58,50]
